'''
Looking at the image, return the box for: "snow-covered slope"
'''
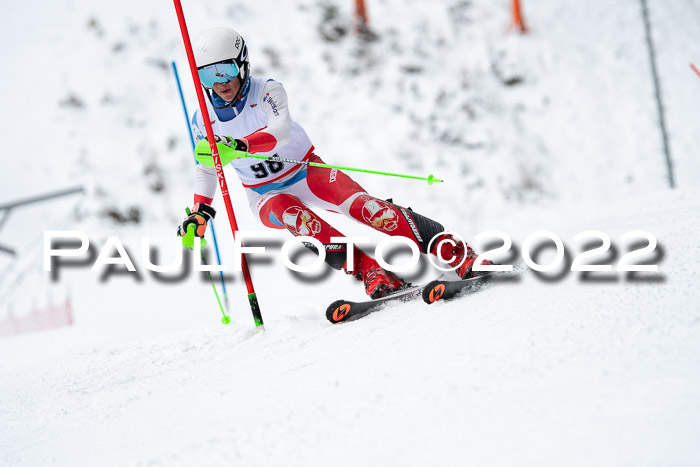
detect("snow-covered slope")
[2,188,699,466]
[1,0,699,465]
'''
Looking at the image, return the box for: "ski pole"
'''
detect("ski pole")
[243,154,443,185]
[201,252,230,325]
[185,209,230,325]
[692,63,700,79]
[194,141,444,185]
[171,61,230,313]
[174,0,264,329]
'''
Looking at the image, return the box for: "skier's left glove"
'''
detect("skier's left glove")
[194,135,248,168]
[209,135,248,151]
[177,202,216,250]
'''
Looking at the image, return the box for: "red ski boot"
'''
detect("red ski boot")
[432,234,494,279]
[362,263,405,299]
[343,246,406,299]
[346,254,405,299]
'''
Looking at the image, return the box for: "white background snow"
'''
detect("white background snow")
[1,0,700,465]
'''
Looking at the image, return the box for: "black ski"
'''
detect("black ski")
[326,284,425,324]
[326,271,518,323]
[422,274,494,304]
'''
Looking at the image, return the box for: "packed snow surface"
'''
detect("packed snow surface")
[1,0,700,465]
[2,188,699,466]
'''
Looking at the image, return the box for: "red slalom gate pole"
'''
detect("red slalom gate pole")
[173,0,264,329]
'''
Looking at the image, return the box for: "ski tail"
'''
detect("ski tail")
[327,300,354,323]
[325,284,424,324]
[423,281,448,304]
[422,274,493,304]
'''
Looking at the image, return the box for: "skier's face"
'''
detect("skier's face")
[213,78,241,102]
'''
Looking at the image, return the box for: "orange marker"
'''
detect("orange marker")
[691,63,700,79]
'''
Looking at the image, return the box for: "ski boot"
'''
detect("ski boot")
[362,263,406,299]
[432,233,494,279]
[346,255,405,299]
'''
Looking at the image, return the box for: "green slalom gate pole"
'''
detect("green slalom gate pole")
[243,154,443,185]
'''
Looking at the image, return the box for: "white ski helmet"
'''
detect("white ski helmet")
[194,27,250,103]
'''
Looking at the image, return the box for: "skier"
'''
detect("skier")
[178,27,492,299]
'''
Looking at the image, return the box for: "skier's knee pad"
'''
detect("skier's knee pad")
[349,194,445,253]
[272,199,349,271]
[260,193,306,229]
[387,200,445,253]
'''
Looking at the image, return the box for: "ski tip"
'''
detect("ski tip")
[422,280,446,304]
[326,300,353,324]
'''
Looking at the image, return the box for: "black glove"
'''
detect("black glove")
[206,135,248,152]
[195,135,248,168]
[177,202,216,240]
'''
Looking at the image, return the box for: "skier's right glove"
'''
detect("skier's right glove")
[194,135,248,168]
[177,202,216,250]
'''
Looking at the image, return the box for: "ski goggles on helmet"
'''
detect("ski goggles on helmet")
[198,60,240,88]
